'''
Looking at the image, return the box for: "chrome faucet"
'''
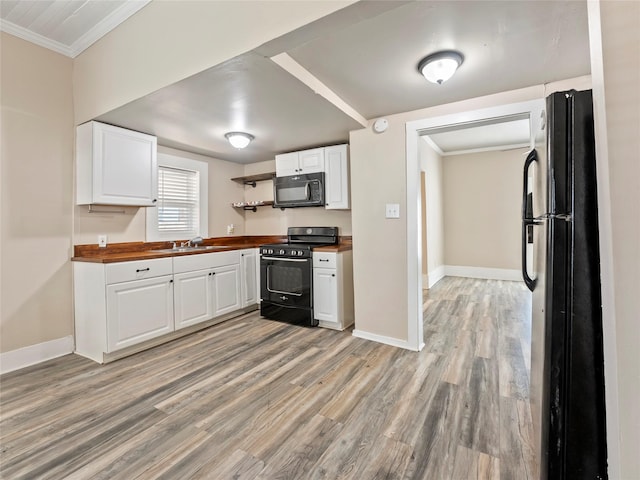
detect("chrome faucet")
[189,236,204,247]
[179,236,204,248]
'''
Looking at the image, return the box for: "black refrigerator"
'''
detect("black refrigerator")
[522,89,608,479]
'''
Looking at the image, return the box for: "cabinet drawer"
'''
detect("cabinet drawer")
[105,258,173,284]
[173,250,241,274]
[313,252,337,268]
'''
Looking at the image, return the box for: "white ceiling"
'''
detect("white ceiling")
[0,0,150,57]
[2,1,591,164]
[425,117,532,156]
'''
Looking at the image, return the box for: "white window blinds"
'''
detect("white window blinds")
[157,166,200,236]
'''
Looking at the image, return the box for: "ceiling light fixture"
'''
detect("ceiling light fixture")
[225,132,254,149]
[418,50,464,85]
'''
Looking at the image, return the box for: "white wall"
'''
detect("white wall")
[0,33,74,353]
[589,2,640,477]
[443,148,526,271]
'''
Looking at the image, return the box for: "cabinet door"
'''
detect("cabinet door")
[106,275,174,352]
[275,152,300,177]
[212,264,241,317]
[324,145,349,210]
[174,269,213,329]
[299,147,325,174]
[313,267,338,323]
[93,123,158,206]
[241,250,257,307]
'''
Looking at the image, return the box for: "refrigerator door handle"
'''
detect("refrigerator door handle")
[522,149,538,291]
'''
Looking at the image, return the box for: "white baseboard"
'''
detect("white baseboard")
[0,336,74,375]
[352,329,423,351]
[426,266,445,288]
[444,265,522,281]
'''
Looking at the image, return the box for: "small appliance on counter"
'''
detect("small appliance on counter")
[260,226,338,326]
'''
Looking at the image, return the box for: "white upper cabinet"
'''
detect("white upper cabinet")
[275,147,324,177]
[324,144,349,210]
[76,121,158,206]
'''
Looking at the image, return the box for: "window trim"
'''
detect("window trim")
[146,153,208,242]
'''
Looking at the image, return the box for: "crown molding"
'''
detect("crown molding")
[69,0,151,57]
[0,0,150,58]
[0,19,73,57]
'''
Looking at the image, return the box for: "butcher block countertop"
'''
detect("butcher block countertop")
[313,238,352,252]
[72,236,352,263]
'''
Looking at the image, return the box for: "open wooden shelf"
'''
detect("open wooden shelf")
[230,172,275,187]
[231,200,274,212]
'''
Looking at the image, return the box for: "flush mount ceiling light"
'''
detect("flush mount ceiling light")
[225,132,254,149]
[418,50,464,85]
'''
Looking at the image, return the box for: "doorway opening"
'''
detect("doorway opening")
[404,99,545,352]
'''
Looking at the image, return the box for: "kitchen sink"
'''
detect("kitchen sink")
[152,245,232,253]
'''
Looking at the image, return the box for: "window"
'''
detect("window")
[146,153,208,242]
[158,166,199,235]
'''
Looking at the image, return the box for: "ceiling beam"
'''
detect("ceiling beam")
[271,53,368,127]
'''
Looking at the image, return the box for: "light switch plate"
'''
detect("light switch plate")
[385,203,400,219]
[98,234,107,248]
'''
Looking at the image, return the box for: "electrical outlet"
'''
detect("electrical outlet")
[98,235,108,248]
[227,224,235,235]
[385,203,400,219]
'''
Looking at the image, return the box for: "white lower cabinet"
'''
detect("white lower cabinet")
[212,264,242,317]
[313,268,338,323]
[173,269,212,330]
[240,249,258,307]
[313,251,354,330]
[74,249,259,364]
[74,257,175,363]
[106,275,174,351]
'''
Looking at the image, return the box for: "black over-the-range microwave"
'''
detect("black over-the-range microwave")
[273,172,325,208]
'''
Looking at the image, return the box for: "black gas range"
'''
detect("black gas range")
[260,227,338,326]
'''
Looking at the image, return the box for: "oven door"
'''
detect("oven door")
[260,256,312,307]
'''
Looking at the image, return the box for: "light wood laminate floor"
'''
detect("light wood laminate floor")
[1,277,536,479]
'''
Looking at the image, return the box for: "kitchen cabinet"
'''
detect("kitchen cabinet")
[106,275,174,352]
[173,269,213,329]
[313,250,354,330]
[74,257,174,363]
[324,144,350,210]
[212,264,242,316]
[240,249,258,307]
[76,121,158,206]
[275,147,324,177]
[173,249,244,325]
[74,248,259,363]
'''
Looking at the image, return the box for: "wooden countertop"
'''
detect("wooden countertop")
[313,239,352,253]
[72,236,352,263]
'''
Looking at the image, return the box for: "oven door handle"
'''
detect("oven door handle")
[261,256,309,262]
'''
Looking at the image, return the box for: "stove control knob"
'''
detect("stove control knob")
[268,249,273,254]
[279,249,285,255]
[298,251,304,256]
